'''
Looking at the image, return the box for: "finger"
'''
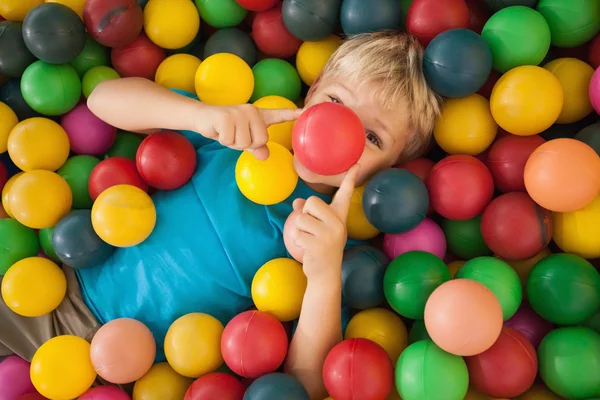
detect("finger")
[331,164,360,221]
[295,213,322,236]
[293,230,318,251]
[259,108,304,127]
[293,198,306,212]
[301,196,334,222]
[232,120,252,150]
[248,145,270,161]
[217,118,235,147]
[248,112,270,149]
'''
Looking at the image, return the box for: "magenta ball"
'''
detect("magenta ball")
[78,386,131,400]
[504,303,554,348]
[591,68,600,115]
[0,356,36,399]
[383,217,446,260]
[61,103,116,156]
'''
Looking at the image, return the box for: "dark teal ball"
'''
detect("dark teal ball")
[341,0,403,36]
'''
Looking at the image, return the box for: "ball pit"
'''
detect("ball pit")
[341,246,388,310]
[244,373,309,400]
[89,157,148,201]
[144,0,200,50]
[184,372,245,400]
[0,21,36,78]
[383,217,446,260]
[133,362,193,400]
[406,0,470,47]
[83,0,143,48]
[442,216,492,260]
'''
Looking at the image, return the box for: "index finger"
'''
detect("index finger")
[330,164,360,221]
[259,108,304,127]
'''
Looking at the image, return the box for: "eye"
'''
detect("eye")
[327,95,341,104]
[367,131,382,148]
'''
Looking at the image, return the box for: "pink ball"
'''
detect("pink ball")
[504,302,554,348]
[283,210,304,263]
[0,356,36,399]
[78,386,131,400]
[383,218,446,260]
[591,67,600,114]
[61,103,116,156]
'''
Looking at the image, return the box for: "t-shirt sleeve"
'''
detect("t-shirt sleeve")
[168,88,215,149]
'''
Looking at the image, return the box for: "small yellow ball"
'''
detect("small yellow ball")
[156,54,202,93]
[195,53,254,106]
[0,0,43,21]
[0,102,18,153]
[253,95,298,150]
[346,185,379,240]
[296,35,342,86]
[1,172,23,218]
[8,118,70,171]
[133,363,193,400]
[143,0,200,50]
[553,195,600,259]
[45,0,85,18]
[497,248,551,289]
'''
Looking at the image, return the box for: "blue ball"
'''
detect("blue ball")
[423,28,493,98]
[341,0,403,36]
[243,373,309,400]
[362,168,429,234]
[342,245,389,309]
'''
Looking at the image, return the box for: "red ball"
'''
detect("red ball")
[88,157,148,201]
[111,33,165,80]
[589,33,600,69]
[221,311,288,379]
[465,0,491,34]
[252,4,302,58]
[83,0,143,47]
[426,155,494,220]
[477,69,500,99]
[465,327,538,398]
[184,372,246,400]
[481,192,552,261]
[236,0,279,12]
[292,103,365,176]
[407,0,470,47]
[323,338,394,400]
[0,162,7,194]
[486,135,546,193]
[136,131,197,190]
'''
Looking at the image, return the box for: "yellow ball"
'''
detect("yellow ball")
[346,184,379,240]
[543,57,595,124]
[434,94,497,155]
[8,118,70,171]
[497,248,551,289]
[344,308,408,364]
[447,260,465,278]
[252,258,307,322]
[155,54,202,93]
[0,0,43,21]
[236,142,299,205]
[465,387,494,399]
[553,194,600,259]
[164,313,224,378]
[253,95,298,150]
[143,0,200,50]
[133,363,193,400]
[296,35,342,86]
[31,335,96,400]
[8,170,72,229]
[1,172,23,218]
[490,65,563,136]
[0,102,18,153]
[45,0,85,18]
[195,53,254,106]
[514,383,563,399]
[91,184,156,247]
[1,257,66,317]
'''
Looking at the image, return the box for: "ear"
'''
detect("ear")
[305,74,323,103]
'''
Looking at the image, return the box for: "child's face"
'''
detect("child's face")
[294,75,412,189]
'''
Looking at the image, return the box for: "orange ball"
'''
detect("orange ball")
[524,138,600,212]
[424,279,503,356]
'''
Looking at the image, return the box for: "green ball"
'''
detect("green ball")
[69,35,109,77]
[82,66,119,98]
[384,251,451,319]
[538,327,600,399]
[583,310,600,333]
[537,0,600,48]
[57,155,101,210]
[455,256,521,320]
[396,340,469,400]
[38,227,60,264]
[527,253,600,325]
[106,131,144,160]
[481,6,551,73]
[0,218,39,275]
[442,216,492,260]
[21,61,81,116]
[251,59,302,103]
[408,320,430,344]
[195,0,248,29]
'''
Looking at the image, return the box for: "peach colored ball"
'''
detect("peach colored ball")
[283,210,304,263]
[90,318,156,384]
[424,279,503,356]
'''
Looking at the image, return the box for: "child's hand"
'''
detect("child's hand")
[195,104,302,160]
[291,165,360,281]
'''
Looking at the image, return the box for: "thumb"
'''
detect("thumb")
[248,145,270,161]
[331,164,360,221]
[293,198,306,212]
[259,108,303,127]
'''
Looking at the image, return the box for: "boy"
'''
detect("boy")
[0,31,441,399]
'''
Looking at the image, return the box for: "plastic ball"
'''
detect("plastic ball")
[537,0,600,48]
[83,0,143,47]
[0,0,44,21]
[481,6,550,73]
[0,78,39,121]
[252,4,302,59]
[396,340,469,400]
[424,279,503,356]
[296,35,341,87]
[406,0,470,47]
[69,35,109,77]
[61,103,116,156]
[591,67,600,114]
[341,246,388,310]
[486,134,546,193]
[426,155,494,220]
[89,157,148,201]
[434,94,497,155]
[0,356,36,400]
[483,0,538,10]
[383,218,446,260]
[527,253,600,325]
[195,0,247,28]
[244,373,309,400]
[79,386,131,400]
[323,338,393,400]
[1,171,22,219]
[106,131,144,159]
[282,0,339,41]
[251,59,301,103]
[45,0,86,18]
[498,248,551,290]
[90,318,155,384]
[132,363,193,400]
[384,251,451,319]
[82,65,120,98]
[252,258,307,322]
[575,122,600,156]
[235,142,298,205]
[590,33,600,69]
[0,21,36,78]
[144,0,199,50]
[195,53,253,106]
[0,102,18,153]
[111,33,166,80]
[91,184,156,247]
[553,194,600,259]
[253,95,298,150]
[21,61,81,116]
[52,209,114,269]
[447,260,465,278]
[184,372,245,400]
[344,308,408,364]
[136,131,196,190]
[235,0,278,12]
[155,54,201,94]
[524,138,600,212]
[538,327,600,399]
[205,28,257,67]
[8,170,72,229]
[505,302,554,348]
[408,319,430,344]
[0,218,38,275]
[346,185,380,241]
[442,216,492,260]
[56,155,100,209]
[397,157,435,180]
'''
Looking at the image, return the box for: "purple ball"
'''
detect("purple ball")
[78,386,131,400]
[61,103,116,156]
[383,217,446,260]
[505,302,554,348]
[0,356,36,399]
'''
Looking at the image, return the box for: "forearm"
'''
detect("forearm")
[87,77,204,133]
[285,270,342,400]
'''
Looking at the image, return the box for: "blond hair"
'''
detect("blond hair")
[320,31,443,161]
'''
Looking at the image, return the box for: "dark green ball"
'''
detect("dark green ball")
[69,35,109,78]
[251,58,301,103]
[204,28,257,67]
[282,0,340,41]
[408,319,431,344]
[244,373,309,400]
[341,0,403,36]
[106,131,144,160]
[57,155,101,210]
[0,21,36,78]
[574,122,600,156]
[341,245,389,309]
[442,215,492,260]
